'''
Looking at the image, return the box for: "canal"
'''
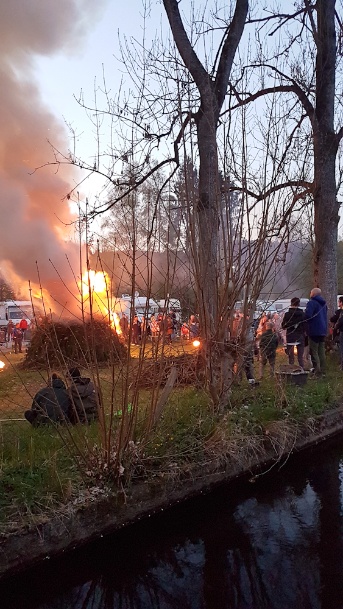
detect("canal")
[1,436,343,609]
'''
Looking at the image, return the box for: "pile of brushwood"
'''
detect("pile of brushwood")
[137,352,205,387]
[24,319,127,369]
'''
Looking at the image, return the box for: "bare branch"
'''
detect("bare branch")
[214,0,249,109]
[162,0,210,94]
[227,64,316,123]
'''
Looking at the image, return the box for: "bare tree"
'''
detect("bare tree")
[228,0,343,314]
[161,0,248,409]
[48,1,310,413]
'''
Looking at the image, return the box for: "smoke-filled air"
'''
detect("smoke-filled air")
[0,1,107,318]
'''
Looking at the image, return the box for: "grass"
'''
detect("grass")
[0,343,343,533]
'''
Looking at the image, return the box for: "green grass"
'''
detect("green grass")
[0,347,343,532]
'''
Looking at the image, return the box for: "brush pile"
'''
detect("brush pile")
[24,319,127,369]
[136,352,204,387]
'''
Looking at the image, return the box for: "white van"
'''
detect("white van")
[274,298,308,312]
[274,299,291,312]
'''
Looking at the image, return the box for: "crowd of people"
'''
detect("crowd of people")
[115,290,343,384]
[21,288,343,426]
[118,310,200,346]
[232,287,333,384]
[0,317,30,353]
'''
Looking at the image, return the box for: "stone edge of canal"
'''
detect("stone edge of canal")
[1,404,343,581]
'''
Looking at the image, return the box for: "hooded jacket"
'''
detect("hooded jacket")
[69,377,99,424]
[31,378,71,425]
[305,295,328,337]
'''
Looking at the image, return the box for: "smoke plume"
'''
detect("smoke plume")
[0,1,106,316]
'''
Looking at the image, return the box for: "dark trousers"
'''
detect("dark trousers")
[286,338,304,368]
[339,332,343,370]
[244,349,254,380]
[308,337,326,374]
[13,338,22,353]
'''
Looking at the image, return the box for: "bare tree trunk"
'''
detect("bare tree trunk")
[313,0,340,315]
[196,102,220,326]
[163,0,248,410]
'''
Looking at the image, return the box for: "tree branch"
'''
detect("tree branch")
[223,63,315,125]
[214,0,249,109]
[230,180,313,213]
[163,0,210,94]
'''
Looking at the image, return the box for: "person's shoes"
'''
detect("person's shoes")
[248,378,259,386]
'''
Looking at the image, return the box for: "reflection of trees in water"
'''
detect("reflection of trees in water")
[59,485,320,609]
[231,483,321,609]
[202,506,271,609]
[40,539,205,609]
[308,455,343,609]
[6,448,343,609]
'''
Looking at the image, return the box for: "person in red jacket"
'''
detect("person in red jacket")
[19,318,28,340]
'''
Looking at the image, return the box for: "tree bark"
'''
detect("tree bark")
[313,0,340,315]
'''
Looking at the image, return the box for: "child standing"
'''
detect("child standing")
[259,322,279,379]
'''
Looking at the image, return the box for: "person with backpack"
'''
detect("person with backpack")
[67,367,99,424]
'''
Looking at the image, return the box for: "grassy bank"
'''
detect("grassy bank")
[0,345,342,534]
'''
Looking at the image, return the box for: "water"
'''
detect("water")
[2,437,343,609]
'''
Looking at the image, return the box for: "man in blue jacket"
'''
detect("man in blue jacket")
[305,288,328,377]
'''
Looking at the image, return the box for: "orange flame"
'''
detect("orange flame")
[0,360,5,371]
[81,270,107,293]
[79,270,121,334]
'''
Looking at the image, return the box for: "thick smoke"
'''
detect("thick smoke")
[0,1,106,315]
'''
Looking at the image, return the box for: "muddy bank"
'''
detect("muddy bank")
[1,404,343,580]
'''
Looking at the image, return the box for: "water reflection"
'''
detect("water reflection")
[2,439,343,609]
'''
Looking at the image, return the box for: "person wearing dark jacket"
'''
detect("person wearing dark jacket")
[282,297,306,368]
[330,296,343,369]
[68,367,99,424]
[131,315,141,345]
[304,288,328,376]
[24,373,71,426]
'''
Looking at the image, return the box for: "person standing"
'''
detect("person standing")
[12,324,23,354]
[19,317,28,340]
[259,322,279,379]
[7,319,14,342]
[304,288,328,377]
[150,315,159,354]
[330,296,343,369]
[131,315,141,345]
[188,315,199,339]
[282,297,306,369]
[119,313,129,341]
